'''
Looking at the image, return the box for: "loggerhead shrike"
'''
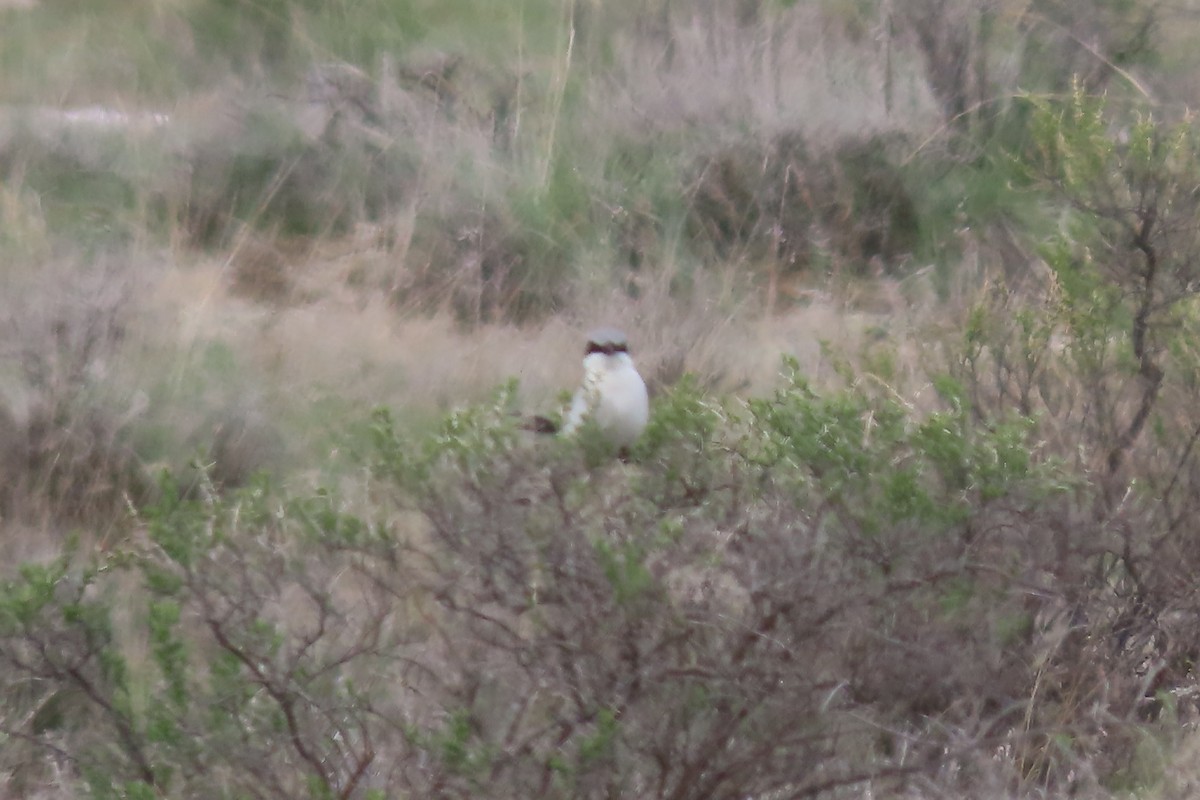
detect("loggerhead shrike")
[529,327,650,449]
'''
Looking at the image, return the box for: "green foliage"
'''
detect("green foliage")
[430,709,492,779]
[182,108,417,244]
[577,706,619,766]
[1,130,147,247]
[145,473,210,570]
[147,600,187,712]
[744,358,1047,545]
[686,132,924,282]
[594,538,655,605]
[638,375,724,455]
[6,348,1193,798]
[185,0,300,73]
[413,379,523,480]
[1021,88,1200,475]
[1029,87,1200,314]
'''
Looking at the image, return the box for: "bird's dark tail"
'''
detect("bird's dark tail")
[522,415,559,435]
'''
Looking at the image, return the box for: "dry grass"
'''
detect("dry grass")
[0,0,963,575]
[140,248,915,429]
[595,4,939,141]
[0,256,146,534]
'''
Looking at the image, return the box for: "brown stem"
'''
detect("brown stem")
[205,617,334,796]
[1107,213,1165,476]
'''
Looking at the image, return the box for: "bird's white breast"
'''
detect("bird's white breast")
[564,352,649,447]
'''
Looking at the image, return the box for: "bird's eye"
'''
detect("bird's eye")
[585,340,628,356]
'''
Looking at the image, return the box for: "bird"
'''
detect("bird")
[528,327,650,450]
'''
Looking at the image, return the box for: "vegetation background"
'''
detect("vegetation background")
[5,0,1200,797]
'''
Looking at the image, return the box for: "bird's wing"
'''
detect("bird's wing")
[562,377,597,434]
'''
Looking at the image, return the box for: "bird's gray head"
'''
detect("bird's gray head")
[584,327,630,357]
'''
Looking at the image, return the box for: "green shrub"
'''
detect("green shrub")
[179,107,417,246]
[3,366,1150,798]
[686,132,920,283]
